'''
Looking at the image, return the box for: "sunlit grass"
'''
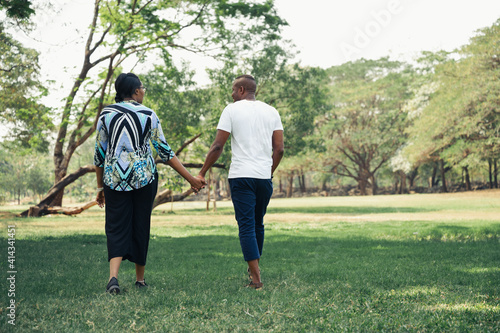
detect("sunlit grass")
[0,190,499,332]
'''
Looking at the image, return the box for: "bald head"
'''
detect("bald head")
[232,75,257,102]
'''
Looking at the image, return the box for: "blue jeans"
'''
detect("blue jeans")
[229,178,273,261]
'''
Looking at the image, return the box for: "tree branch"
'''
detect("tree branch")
[36,201,98,216]
[89,24,112,55]
[135,0,153,14]
[75,55,124,148]
[85,0,102,59]
[21,165,96,217]
[153,188,194,209]
[0,64,28,73]
[176,133,202,155]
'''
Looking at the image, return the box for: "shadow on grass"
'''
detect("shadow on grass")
[5,232,499,297]
[161,205,434,216]
[2,231,499,331]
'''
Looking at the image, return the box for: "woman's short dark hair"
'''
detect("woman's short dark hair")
[115,73,141,103]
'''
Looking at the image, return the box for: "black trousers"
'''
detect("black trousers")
[103,178,158,266]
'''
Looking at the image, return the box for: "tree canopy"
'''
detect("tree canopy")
[0,0,34,20]
[404,19,500,177]
[319,58,414,195]
[0,26,53,152]
[1,3,499,211]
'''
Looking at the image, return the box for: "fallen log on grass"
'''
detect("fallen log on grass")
[23,200,98,217]
[20,165,97,217]
[153,188,194,209]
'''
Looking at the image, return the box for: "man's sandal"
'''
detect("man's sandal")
[135,280,149,288]
[246,281,263,290]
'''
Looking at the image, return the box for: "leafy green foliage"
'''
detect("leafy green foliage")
[142,60,205,150]
[319,58,414,194]
[0,27,53,152]
[0,0,34,20]
[405,19,500,173]
[259,64,330,156]
[2,0,289,206]
[0,148,53,204]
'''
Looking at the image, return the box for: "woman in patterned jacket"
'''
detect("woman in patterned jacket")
[94,73,205,294]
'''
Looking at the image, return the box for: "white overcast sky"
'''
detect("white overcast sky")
[8,0,500,108]
[276,0,499,66]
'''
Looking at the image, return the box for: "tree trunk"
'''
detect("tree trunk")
[488,158,493,189]
[49,188,65,207]
[494,159,498,188]
[431,162,438,187]
[408,168,418,189]
[297,174,303,193]
[370,174,378,195]
[301,172,306,193]
[394,175,400,194]
[440,160,448,193]
[287,173,294,198]
[358,178,367,196]
[398,172,406,194]
[321,179,327,192]
[298,171,306,193]
[213,175,217,212]
[206,169,211,211]
[206,168,214,211]
[463,166,471,191]
[21,165,97,217]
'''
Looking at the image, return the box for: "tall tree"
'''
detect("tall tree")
[319,58,413,195]
[404,19,500,189]
[37,0,286,207]
[390,51,450,191]
[0,26,53,152]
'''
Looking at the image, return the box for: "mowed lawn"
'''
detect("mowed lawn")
[1,191,499,332]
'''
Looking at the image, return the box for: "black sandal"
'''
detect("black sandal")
[135,280,149,288]
[106,277,120,294]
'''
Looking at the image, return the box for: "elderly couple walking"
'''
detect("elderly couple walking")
[94,73,284,294]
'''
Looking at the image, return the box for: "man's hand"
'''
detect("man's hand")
[196,174,206,187]
[190,175,206,193]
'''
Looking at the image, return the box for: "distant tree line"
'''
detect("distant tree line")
[0,2,498,212]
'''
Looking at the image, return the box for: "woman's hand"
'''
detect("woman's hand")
[96,190,105,208]
[190,176,206,193]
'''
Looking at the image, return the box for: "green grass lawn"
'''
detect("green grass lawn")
[1,191,499,332]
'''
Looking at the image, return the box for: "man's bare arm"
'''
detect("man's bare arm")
[199,130,231,178]
[271,130,284,176]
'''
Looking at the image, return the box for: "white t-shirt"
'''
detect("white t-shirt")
[217,100,283,179]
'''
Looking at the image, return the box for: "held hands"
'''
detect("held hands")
[190,175,206,193]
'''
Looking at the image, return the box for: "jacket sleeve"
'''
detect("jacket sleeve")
[150,112,175,162]
[93,117,108,167]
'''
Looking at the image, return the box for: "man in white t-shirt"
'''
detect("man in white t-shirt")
[198,75,284,290]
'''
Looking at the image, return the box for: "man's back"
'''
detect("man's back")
[217,100,283,179]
